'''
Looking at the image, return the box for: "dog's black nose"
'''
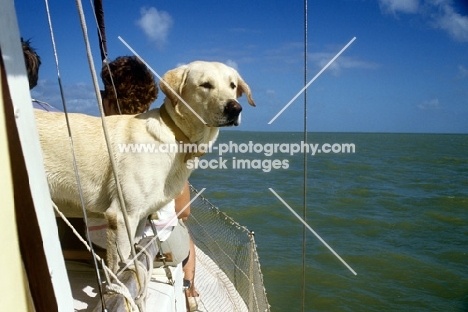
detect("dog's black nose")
[224,100,242,118]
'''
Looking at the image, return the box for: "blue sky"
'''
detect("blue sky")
[15,0,468,133]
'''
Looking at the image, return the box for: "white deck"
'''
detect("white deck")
[69,261,185,311]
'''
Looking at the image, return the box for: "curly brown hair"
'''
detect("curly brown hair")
[101,56,158,114]
[21,38,41,90]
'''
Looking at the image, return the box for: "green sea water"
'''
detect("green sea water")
[190,132,468,311]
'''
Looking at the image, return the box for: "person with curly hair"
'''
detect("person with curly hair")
[22,37,60,112]
[21,37,41,90]
[100,56,158,115]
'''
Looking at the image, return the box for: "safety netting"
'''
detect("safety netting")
[187,185,270,312]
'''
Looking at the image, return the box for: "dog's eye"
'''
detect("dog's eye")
[230,82,236,89]
[200,82,213,89]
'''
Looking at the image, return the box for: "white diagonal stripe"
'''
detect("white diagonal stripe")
[118,36,207,125]
[269,188,357,275]
[268,37,356,124]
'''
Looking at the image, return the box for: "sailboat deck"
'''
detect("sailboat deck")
[68,260,185,311]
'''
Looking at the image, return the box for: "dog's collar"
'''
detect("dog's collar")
[159,104,205,162]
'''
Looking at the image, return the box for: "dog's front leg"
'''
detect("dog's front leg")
[105,202,140,272]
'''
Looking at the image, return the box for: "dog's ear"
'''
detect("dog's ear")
[160,65,189,106]
[237,75,256,107]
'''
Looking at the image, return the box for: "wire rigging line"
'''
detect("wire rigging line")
[302,2,308,311]
[42,1,106,310]
[53,202,139,311]
[269,188,357,276]
[72,2,146,305]
[88,0,124,115]
[268,37,356,125]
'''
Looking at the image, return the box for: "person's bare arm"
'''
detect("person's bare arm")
[175,181,191,221]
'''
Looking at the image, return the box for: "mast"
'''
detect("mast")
[94,0,108,62]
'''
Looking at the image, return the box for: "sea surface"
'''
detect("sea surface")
[189,132,468,312]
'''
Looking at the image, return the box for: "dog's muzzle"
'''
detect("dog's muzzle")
[224,100,243,126]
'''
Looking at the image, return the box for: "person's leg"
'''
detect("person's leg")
[184,236,199,311]
[184,236,198,296]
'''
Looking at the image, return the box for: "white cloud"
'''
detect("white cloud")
[263,89,278,105]
[136,7,173,49]
[379,0,468,42]
[418,98,441,110]
[458,64,468,78]
[379,0,420,14]
[31,80,98,114]
[308,52,379,76]
[432,3,468,42]
[225,59,239,71]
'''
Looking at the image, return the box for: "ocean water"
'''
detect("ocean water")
[189,132,468,312]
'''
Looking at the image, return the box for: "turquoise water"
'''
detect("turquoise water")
[190,132,468,311]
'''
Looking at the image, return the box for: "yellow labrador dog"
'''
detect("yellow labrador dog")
[35,61,255,271]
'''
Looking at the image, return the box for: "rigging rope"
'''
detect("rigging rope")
[72,0,143,288]
[42,1,106,309]
[44,0,147,310]
[72,3,147,310]
[53,202,139,311]
[302,1,308,311]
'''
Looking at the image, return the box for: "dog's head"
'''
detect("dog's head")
[160,61,255,127]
